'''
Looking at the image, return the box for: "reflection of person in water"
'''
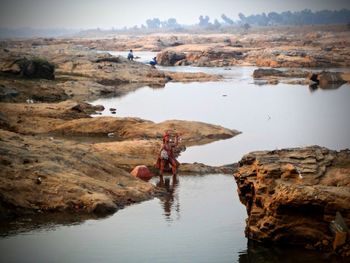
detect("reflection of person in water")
[156,174,180,220]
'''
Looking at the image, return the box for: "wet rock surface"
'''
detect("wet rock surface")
[234,146,350,257]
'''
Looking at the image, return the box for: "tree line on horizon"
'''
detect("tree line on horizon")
[1,9,349,38]
[133,9,350,30]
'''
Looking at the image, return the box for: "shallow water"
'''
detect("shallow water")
[91,63,350,165]
[0,175,342,263]
[1,51,349,262]
[0,175,247,263]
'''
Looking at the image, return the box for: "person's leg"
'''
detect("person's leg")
[160,159,165,176]
[158,174,164,187]
[170,158,177,175]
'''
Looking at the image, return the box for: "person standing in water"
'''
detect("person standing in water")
[157,131,180,176]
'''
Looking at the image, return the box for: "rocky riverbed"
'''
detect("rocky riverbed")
[0,42,237,219]
[0,27,349,258]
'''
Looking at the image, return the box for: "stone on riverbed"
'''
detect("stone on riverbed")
[130,165,153,180]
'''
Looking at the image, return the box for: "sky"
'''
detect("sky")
[0,0,349,29]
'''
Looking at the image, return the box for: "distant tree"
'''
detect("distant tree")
[239,9,350,26]
[160,21,168,28]
[238,13,246,23]
[268,12,282,25]
[146,18,161,29]
[221,14,234,25]
[242,23,251,31]
[213,19,221,29]
[159,18,180,29]
[199,15,210,27]
[167,18,180,28]
[260,13,269,26]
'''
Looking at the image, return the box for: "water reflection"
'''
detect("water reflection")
[309,83,345,93]
[0,213,95,237]
[154,175,180,222]
[239,240,345,263]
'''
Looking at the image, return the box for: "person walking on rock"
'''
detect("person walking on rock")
[127,49,134,61]
[150,57,157,68]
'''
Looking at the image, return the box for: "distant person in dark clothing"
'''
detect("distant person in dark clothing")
[127,50,134,60]
[150,57,157,67]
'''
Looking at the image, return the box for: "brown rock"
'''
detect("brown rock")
[333,231,347,250]
[130,165,153,180]
[234,146,350,255]
[156,51,186,66]
[317,71,346,86]
[0,129,155,218]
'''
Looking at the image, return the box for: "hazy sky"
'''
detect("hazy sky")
[0,0,349,29]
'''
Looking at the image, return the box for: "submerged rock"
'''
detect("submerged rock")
[234,146,350,257]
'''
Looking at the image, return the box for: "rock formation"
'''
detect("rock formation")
[156,50,186,66]
[234,146,350,257]
[309,71,347,88]
[0,98,240,218]
[0,57,55,80]
[0,129,157,219]
[252,68,348,87]
[0,42,237,221]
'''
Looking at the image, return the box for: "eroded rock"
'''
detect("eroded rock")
[234,146,350,256]
[1,57,55,80]
[309,71,347,87]
[157,51,186,66]
[0,129,156,218]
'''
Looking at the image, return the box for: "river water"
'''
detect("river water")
[93,51,350,165]
[0,51,349,263]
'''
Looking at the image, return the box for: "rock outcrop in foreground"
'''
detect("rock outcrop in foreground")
[0,129,156,219]
[234,146,350,257]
